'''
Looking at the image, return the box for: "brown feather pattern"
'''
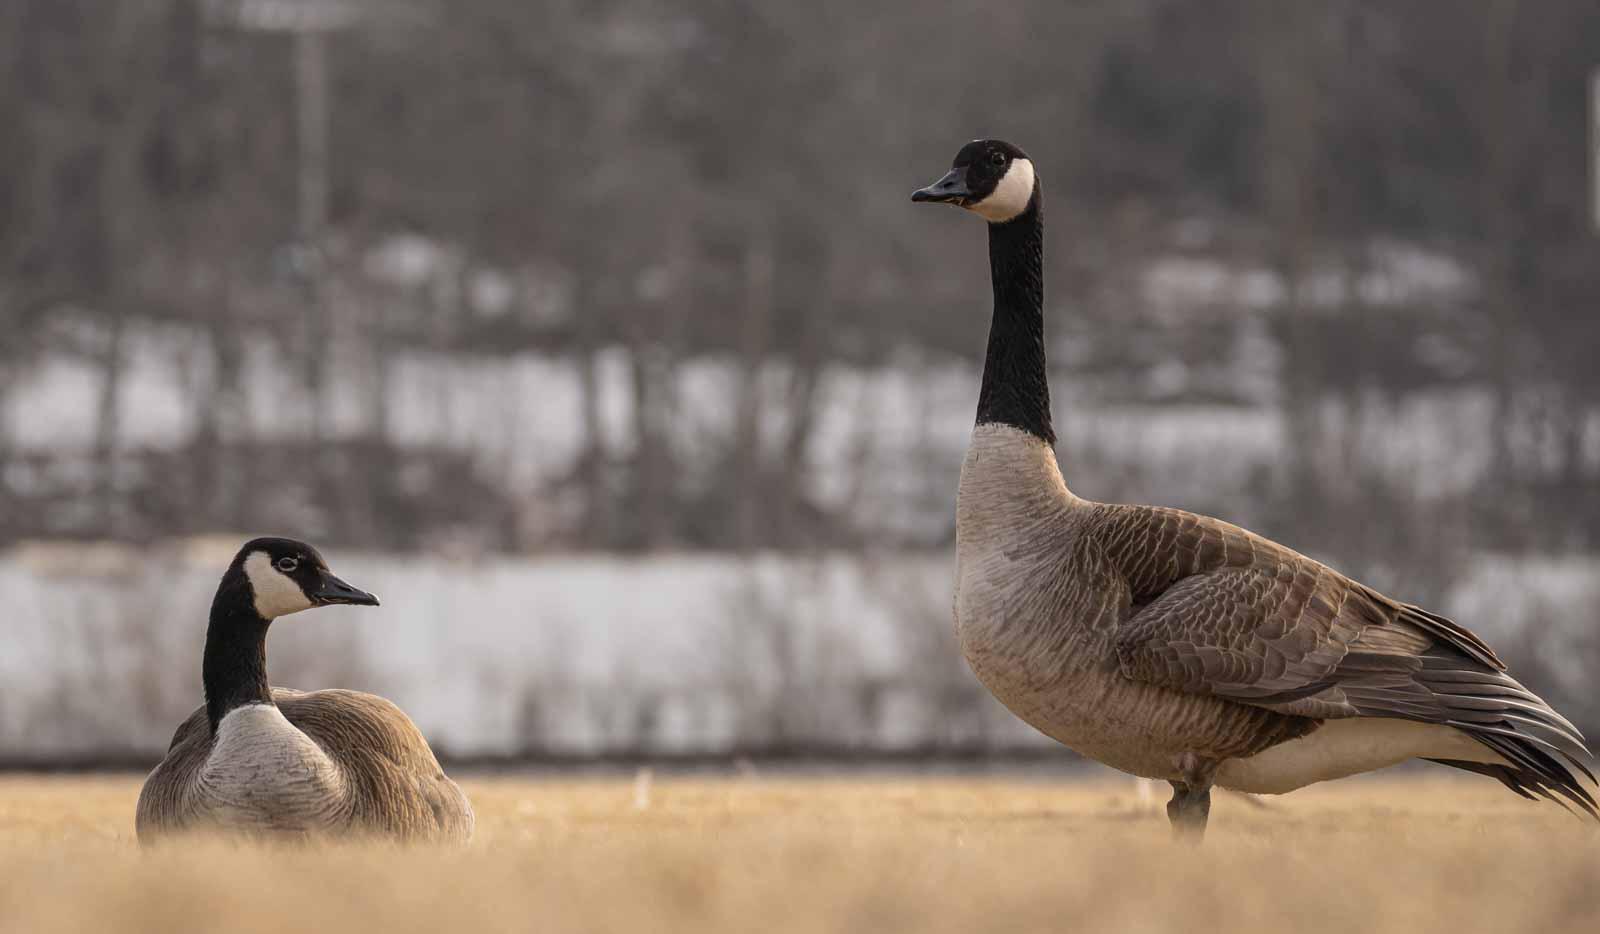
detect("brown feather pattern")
[136,688,474,842]
[1096,504,1595,817]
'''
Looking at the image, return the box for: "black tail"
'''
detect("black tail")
[1315,599,1596,819]
[1414,649,1597,821]
[1426,754,1598,820]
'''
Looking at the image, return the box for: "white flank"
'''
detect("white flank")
[1214,718,1500,795]
[201,702,345,830]
[971,158,1035,224]
[243,551,314,619]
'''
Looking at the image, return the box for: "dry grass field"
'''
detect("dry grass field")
[1,771,1596,933]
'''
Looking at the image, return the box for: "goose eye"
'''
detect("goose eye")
[989,152,1006,167]
[276,557,299,573]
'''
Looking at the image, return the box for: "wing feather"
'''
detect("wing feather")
[1093,503,1594,817]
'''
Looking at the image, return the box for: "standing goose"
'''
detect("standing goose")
[136,538,473,843]
[911,139,1595,836]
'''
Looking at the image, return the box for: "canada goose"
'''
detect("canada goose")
[136,538,473,843]
[911,139,1595,837]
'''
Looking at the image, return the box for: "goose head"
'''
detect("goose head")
[226,536,379,621]
[911,139,1036,224]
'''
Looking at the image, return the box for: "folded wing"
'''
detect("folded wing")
[1096,505,1596,817]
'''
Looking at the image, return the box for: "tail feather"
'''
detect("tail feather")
[1409,650,1597,820]
[1457,731,1598,821]
[1426,758,1541,802]
[1298,598,1596,819]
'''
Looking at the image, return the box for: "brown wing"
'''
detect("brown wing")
[1092,504,1595,814]
[134,705,213,840]
[279,688,475,843]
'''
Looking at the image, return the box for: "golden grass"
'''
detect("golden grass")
[1,772,1596,933]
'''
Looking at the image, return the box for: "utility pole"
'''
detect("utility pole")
[206,1,363,398]
[295,27,330,286]
[293,24,331,450]
[206,0,366,481]
[1590,66,1600,234]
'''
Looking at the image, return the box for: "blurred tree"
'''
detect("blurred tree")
[0,0,1597,557]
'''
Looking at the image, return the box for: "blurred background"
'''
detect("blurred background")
[2,0,1598,766]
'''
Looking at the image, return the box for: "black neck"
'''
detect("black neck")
[202,576,273,734]
[975,189,1054,444]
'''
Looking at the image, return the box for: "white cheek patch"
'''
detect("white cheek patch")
[970,158,1036,224]
[242,551,314,619]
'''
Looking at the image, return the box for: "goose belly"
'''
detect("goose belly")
[194,704,348,834]
[960,639,1273,780]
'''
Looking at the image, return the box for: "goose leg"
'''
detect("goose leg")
[1165,781,1211,840]
[1165,754,1217,841]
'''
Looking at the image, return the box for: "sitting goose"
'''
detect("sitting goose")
[911,139,1595,836]
[136,537,473,843]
